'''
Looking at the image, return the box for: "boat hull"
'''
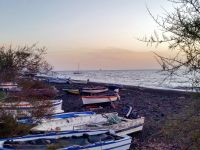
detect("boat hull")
[81,88,108,94]
[18,111,96,124]
[31,113,144,136]
[48,79,67,84]
[69,79,88,84]
[63,89,80,95]
[82,95,118,104]
[0,82,18,90]
[0,99,64,117]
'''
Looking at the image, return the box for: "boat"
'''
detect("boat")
[0,99,64,117]
[78,115,145,136]
[63,88,80,95]
[48,78,68,84]
[18,111,96,124]
[0,82,18,91]
[31,112,144,136]
[34,74,52,81]
[106,84,123,90]
[73,63,82,74]
[69,79,88,84]
[81,87,108,94]
[0,130,132,150]
[81,94,119,105]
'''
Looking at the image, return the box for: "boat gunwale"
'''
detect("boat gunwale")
[82,95,117,99]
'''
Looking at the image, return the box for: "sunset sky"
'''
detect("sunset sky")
[0,0,174,70]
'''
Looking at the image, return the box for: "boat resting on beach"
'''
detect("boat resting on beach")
[18,111,96,124]
[48,78,68,84]
[0,99,64,117]
[31,112,144,136]
[0,82,20,91]
[81,87,108,94]
[81,94,119,105]
[0,130,131,150]
[69,79,88,84]
[63,88,80,95]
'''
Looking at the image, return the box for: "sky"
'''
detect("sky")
[0,0,174,70]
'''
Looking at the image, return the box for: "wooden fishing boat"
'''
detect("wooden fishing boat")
[0,130,132,150]
[81,94,119,105]
[63,88,80,95]
[81,87,108,94]
[31,112,144,136]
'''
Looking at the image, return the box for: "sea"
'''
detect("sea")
[55,70,193,91]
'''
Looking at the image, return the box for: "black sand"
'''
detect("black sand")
[52,82,192,150]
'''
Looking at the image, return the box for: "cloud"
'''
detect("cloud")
[46,48,164,70]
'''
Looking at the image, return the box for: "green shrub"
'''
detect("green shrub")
[0,113,31,138]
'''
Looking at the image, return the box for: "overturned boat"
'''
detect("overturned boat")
[0,130,131,150]
[81,87,108,94]
[31,112,144,136]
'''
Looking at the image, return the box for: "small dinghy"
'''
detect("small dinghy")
[81,87,108,94]
[81,94,119,105]
[31,112,144,136]
[0,130,132,150]
[18,111,96,124]
[63,88,80,95]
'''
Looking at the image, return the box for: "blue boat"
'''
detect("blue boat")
[18,111,96,125]
[0,130,132,150]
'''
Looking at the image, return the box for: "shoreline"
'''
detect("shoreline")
[89,81,196,94]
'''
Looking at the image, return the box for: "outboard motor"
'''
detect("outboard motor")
[121,105,139,119]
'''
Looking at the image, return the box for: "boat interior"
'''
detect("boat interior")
[3,132,123,149]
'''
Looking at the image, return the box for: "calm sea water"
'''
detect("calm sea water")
[55,70,192,90]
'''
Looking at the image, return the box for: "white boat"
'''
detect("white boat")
[0,82,18,91]
[18,111,96,124]
[69,79,88,84]
[81,87,108,94]
[81,94,119,105]
[0,99,64,117]
[73,63,82,74]
[0,130,132,150]
[31,112,144,136]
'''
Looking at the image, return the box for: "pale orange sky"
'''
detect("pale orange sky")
[0,0,174,70]
[46,47,170,70]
